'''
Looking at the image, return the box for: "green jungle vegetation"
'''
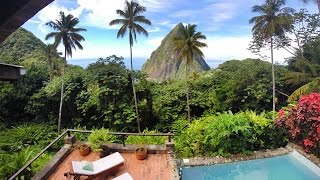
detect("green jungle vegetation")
[1,0,320,179]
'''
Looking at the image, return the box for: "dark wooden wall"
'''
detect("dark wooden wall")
[0,64,22,80]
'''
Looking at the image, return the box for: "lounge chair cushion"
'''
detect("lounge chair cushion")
[72,152,124,175]
[112,173,133,180]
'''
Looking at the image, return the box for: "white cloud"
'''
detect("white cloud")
[203,36,292,63]
[146,36,163,46]
[157,21,177,29]
[76,0,125,29]
[35,1,83,33]
[147,27,160,33]
[35,0,172,31]
[137,0,175,12]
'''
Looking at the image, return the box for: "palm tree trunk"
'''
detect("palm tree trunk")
[57,48,66,134]
[185,60,191,122]
[270,36,276,115]
[130,44,140,133]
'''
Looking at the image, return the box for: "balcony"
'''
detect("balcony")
[9,129,179,180]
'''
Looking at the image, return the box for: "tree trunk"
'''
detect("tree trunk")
[185,59,191,122]
[57,48,66,134]
[317,0,320,13]
[130,44,140,133]
[270,37,276,115]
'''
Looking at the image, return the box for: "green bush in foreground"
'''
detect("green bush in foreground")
[174,111,287,158]
[125,129,167,145]
[88,128,117,151]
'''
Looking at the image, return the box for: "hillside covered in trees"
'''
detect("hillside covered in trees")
[0,26,319,131]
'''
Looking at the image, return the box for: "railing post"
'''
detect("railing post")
[64,130,75,145]
[168,135,171,142]
[121,135,126,147]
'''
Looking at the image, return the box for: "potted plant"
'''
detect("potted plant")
[78,143,90,156]
[135,145,147,160]
[88,128,117,157]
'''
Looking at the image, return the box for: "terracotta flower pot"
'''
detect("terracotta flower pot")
[135,147,147,160]
[79,144,90,156]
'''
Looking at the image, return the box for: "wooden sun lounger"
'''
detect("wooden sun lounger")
[64,152,124,180]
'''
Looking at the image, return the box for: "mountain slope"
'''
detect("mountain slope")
[141,23,210,82]
[0,28,45,65]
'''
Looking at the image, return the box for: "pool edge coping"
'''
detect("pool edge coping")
[291,150,320,176]
[178,144,320,168]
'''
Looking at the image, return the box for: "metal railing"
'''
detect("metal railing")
[9,129,173,180]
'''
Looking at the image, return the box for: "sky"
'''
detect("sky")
[22,0,318,69]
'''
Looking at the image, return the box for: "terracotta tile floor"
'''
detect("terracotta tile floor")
[48,150,170,180]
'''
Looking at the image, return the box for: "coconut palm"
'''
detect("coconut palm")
[173,24,207,122]
[109,0,151,132]
[300,0,320,12]
[249,0,294,113]
[45,11,86,133]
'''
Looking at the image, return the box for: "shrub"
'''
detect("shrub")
[174,111,287,158]
[245,111,288,149]
[204,112,254,156]
[0,147,53,179]
[276,93,320,154]
[174,119,208,157]
[125,129,167,145]
[88,128,117,151]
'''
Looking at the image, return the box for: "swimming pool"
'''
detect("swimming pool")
[181,151,320,180]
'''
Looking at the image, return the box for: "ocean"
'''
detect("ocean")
[67,57,226,70]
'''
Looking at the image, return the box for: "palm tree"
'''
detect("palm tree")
[109,0,151,132]
[173,24,207,122]
[45,11,86,133]
[300,0,320,12]
[249,0,294,113]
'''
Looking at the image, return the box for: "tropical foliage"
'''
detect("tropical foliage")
[276,93,320,156]
[0,124,58,179]
[174,111,287,158]
[88,128,117,151]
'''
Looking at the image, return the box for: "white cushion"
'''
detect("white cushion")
[112,173,133,180]
[72,152,124,175]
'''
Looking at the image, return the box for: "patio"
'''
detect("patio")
[48,149,170,180]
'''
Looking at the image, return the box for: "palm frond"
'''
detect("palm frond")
[288,78,320,101]
[109,19,127,26]
[117,24,128,38]
[135,24,149,37]
[134,16,152,25]
[45,11,86,57]
[109,0,151,47]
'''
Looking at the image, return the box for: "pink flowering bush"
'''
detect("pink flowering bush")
[276,93,320,154]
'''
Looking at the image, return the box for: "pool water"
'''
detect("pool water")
[181,153,320,180]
